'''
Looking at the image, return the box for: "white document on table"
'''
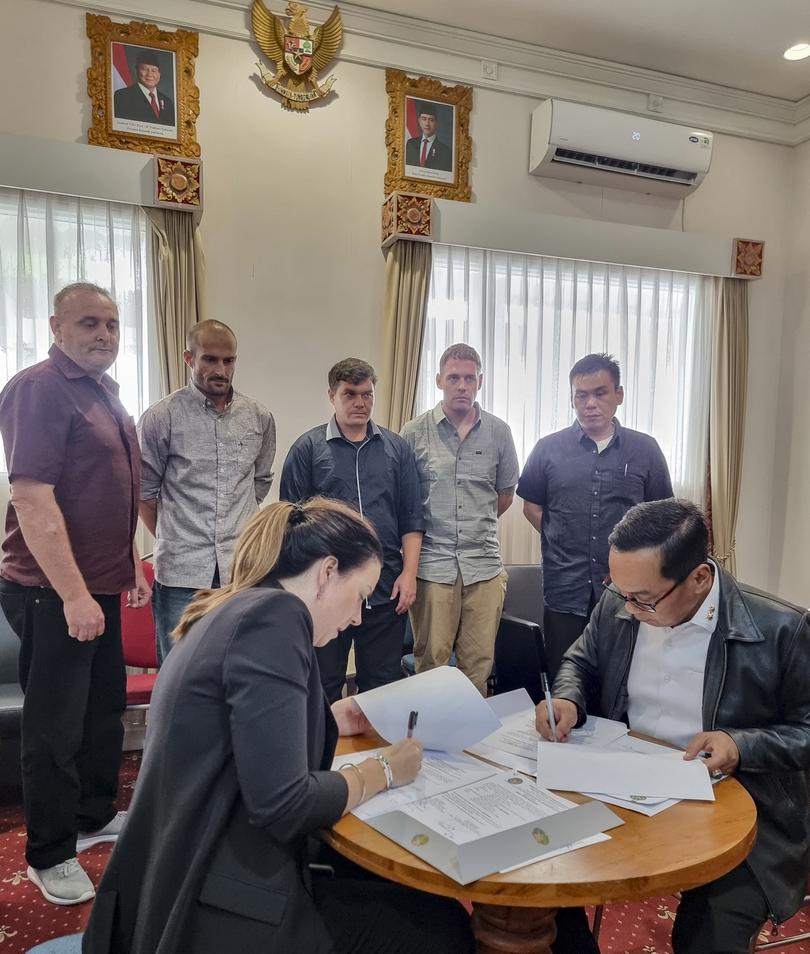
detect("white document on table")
[353,666,500,751]
[331,748,499,820]
[468,687,629,770]
[367,771,623,884]
[537,741,715,801]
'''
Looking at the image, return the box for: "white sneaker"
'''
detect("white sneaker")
[27,857,95,905]
[77,810,127,851]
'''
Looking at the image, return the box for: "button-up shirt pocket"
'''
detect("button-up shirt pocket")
[236,427,263,467]
[459,448,496,488]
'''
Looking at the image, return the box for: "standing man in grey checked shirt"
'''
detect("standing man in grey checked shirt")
[138,320,276,663]
[401,343,519,695]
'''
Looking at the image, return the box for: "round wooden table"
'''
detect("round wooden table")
[324,735,758,954]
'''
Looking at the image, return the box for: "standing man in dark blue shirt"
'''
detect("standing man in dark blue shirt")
[517,353,673,679]
[280,358,424,702]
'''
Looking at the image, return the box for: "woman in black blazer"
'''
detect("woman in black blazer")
[83,498,474,954]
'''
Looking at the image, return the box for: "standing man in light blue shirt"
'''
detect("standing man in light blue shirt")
[401,344,519,695]
[138,320,276,663]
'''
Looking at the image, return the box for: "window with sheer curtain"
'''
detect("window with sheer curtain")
[414,245,717,560]
[0,188,151,437]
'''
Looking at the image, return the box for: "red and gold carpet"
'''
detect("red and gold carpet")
[0,753,807,953]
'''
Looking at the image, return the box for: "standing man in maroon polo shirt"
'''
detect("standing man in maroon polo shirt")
[0,283,150,906]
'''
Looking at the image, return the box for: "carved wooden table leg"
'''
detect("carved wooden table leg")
[471,904,557,953]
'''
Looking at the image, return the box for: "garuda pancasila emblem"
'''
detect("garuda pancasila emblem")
[251,1,343,112]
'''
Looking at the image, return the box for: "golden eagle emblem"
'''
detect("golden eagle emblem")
[251,1,343,112]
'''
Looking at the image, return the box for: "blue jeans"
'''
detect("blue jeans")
[152,583,200,665]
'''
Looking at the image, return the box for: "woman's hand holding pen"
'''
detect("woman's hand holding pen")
[379,739,423,787]
[535,697,578,742]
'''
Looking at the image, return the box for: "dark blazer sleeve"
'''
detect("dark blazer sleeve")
[223,592,347,841]
[279,437,314,502]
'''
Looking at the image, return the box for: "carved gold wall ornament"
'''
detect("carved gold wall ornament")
[732,238,764,278]
[385,70,472,202]
[86,14,200,158]
[154,156,202,209]
[252,1,343,112]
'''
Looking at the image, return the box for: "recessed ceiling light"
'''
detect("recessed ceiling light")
[784,43,810,60]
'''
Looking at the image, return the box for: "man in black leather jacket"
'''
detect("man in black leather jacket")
[537,499,810,954]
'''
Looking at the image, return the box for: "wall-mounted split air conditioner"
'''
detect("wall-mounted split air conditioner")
[529,99,713,197]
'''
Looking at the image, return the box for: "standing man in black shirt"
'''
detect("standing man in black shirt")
[517,353,673,679]
[280,358,424,702]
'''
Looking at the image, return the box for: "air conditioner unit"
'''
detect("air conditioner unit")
[529,99,713,197]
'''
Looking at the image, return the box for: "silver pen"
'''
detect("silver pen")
[541,672,558,741]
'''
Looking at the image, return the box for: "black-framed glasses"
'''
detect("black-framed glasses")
[602,575,685,614]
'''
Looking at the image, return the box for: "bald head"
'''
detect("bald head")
[186,319,237,355]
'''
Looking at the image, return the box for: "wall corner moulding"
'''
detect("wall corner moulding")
[732,238,764,279]
[50,0,810,146]
[381,192,433,248]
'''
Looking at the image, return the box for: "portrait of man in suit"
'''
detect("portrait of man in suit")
[404,99,454,179]
[113,48,176,128]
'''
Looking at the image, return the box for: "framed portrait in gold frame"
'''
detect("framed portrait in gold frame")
[86,14,200,158]
[384,70,472,202]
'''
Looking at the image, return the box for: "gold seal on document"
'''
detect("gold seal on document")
[411,834,430,847]
[532,828,550,846]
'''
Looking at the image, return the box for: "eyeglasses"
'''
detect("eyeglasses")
[602,575,686,614]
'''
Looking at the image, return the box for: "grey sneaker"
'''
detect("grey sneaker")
[77,810,127,851]
[27,857,95,905]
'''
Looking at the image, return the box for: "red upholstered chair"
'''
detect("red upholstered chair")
[120,560,158,709]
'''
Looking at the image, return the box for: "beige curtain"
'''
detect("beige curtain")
[143,208,206,396]
[377,240,432,431]
[709,277,749,574]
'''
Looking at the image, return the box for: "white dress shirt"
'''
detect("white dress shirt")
[626,561,720,749]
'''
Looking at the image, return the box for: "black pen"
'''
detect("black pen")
[407,710,418,739]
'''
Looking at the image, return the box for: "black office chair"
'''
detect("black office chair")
[491,564,545,702]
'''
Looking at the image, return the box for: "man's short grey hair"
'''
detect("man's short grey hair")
[186,320,237,353]
[53,283,115,313]
[439,343,482,372]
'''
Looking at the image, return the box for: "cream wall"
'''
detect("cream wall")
[774,139,810,604]
[0,0,798,593]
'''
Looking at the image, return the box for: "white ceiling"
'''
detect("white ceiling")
[348,0,810,101]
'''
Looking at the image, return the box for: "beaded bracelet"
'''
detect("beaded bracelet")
[339,762,366,802]
[375,753,394,790]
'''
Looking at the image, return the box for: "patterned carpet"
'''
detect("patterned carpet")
[0,752,807,953]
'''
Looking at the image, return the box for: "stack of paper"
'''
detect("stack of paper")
[536,740,715,802]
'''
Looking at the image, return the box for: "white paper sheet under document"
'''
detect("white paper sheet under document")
[353,666,501,751]
[536,742,715,801]
[331,748,499,819]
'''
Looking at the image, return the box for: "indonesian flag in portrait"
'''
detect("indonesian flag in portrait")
[406,97,420,140]
[111,43,133,91]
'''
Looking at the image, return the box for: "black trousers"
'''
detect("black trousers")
[0,580,125,868]
[316,600,406,704]
[313,846,475,954]
[543,606,592,683]
[672,863,770,954]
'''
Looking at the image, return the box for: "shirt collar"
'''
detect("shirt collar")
[326,415,381,442]
[573,417,622,446]
[187,379,234,412]
[138,82,158,100]
[48,343,118,392]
